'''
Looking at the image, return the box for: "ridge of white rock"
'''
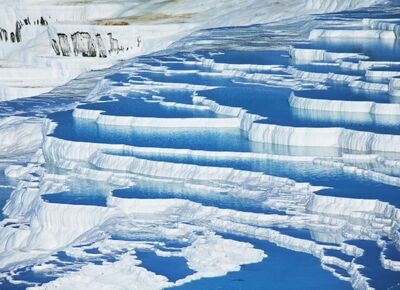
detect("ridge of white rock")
[389,76,400,97]
[289,91,400,116]
[313,156,400,187]
[192,95,265,131]
[73,107,240,128]
[2,0,400,289]
[4,157,395,289]
[309,29,396,40]
[0,116,43,157]
[363,18,400,38]
[349,80,389,92]
[2,123,398,289]
[40,131,400,226]
[184,57,285,72]
[288,67,361,83]
[288,47,368,63]
[248,122,400,152]
[191,91,400,152]
[305,0,381,12]
[366,68,400,82]
[0,155,393,290]
[339,60,400,72]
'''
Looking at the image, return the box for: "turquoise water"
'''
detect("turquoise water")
[42,191,108,206]
[135,250,195,282]
[78,97,219,118]
[2,1,400,289]
[294,87,394,103]
[42,179,110,207]
[200,84,400,133]
[172,234,352,290]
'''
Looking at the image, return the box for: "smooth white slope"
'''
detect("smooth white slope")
[0,0,382,101]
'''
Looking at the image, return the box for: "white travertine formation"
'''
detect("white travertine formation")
[288,47,368,63]
[289,91,400,116]
[309,29,396,40]
[248,122,400,152]
[2,0,400,289]
[389,77,400,97]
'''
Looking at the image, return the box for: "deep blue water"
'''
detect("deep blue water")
[42,190,108,207]
[50,89,400,154]
[324,249,354,262]
[52,109,355,157]
[325,263,351,278]
[153,90,199,105]
[384,242,400,261]
[200,84,400,134]
[211,50,290,65]
[370,66,400,72]
[78,96,218,118]
[294,87,394,103]
[11,268,57,285]
[172,234,352,290]
[42,179,109,207]
[135,70,236,87]
[3,1,400,289]
[135,250,195,282]
[51,110,252,151]
[346,240,400,289]
[270,226,314,241]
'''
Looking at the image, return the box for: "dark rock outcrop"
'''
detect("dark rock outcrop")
[40,17,48,26]
[95,34,108,58]
[108,32,121,54]
[49,31,130,58]
[0,28,7,42]
[0,16,47,43]
[71,32,97,57]
[15,21,22,42]
[57,33,71,56]
[51,39,61,55]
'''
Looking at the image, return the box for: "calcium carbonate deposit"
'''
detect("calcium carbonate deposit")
[0,0,399,289]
